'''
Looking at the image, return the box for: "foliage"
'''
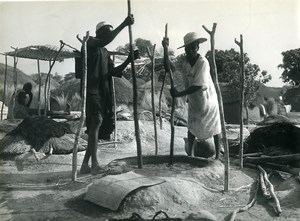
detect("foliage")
[205,49,271,105]
[278,48,300,86]
[116,37,174,58]
[64,72,76,82]
[52,72,63,83]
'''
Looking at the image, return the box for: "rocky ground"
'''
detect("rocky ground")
[0,117,299,221]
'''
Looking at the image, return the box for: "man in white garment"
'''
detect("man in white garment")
[163,32,221,158]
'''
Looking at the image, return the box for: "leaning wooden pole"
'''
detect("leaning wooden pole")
[72,31,89,181]
[128,0,143,168]
[147,45,158,155]
[203,23,230,191]
[37,59,42,116]
[158,71,167,129]
[1,55,8,120]
[235,34,245,169]
[162,24,176,165]
[44,42,65,116]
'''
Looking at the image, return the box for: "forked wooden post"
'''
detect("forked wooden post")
[235,34,245,169]
[128,0,143,168]
[146,45,158,155]
[1,55,8,120]
[203,23,230,191]
[72,31,89,181]
[162,24,176,165]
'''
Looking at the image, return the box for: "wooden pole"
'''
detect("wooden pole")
[146,45,158,155]
[72,31,89,181]
[1,55,8,120]
[203,23,230,191]
[235,34,245,169]
[48,60,51,113]
[37,59,41,116]
[158,70,167,129]
[44,42,65,116]
[11,47,18,120]
[112,55,118,148]
[162,24,176,165]
[127,0,143,168]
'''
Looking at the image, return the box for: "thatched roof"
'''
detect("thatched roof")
[5,45,80,62]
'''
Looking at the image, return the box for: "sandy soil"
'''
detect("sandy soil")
[0,119,299,221]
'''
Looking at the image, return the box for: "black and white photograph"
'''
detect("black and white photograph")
[0,0,299,220]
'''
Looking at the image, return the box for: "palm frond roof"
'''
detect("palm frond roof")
[5,45,80,62]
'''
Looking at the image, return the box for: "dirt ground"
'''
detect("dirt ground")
[0,118,299,221]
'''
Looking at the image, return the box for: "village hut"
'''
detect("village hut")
[220,83,286,124]
[283,86,300,111]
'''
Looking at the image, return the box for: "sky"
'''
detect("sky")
[0,0,299,87]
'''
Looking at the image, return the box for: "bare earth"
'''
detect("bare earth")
[0,119,299,221]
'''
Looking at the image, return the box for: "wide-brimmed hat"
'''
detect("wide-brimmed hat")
[177,32,207,49]
[96,21,113,33]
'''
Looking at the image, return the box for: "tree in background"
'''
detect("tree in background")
[115,38,175,83]
[278,48,300,86]
[205,49,271,122]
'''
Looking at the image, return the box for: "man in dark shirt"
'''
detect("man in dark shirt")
[80,15,139,175]
[7,82,33,119]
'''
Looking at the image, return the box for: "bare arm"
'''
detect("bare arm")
[171,86,206,97]
[111,50,140,78]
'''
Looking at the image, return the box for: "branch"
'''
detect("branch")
[258,165,282,216]
[229,178,259,221]
[76,34,83,43]
[202,23,217,35]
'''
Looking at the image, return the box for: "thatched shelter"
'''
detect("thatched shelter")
[1,43,80,120]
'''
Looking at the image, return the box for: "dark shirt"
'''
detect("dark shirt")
[87,37,114,96]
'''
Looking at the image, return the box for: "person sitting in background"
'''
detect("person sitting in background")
[7,82,33,119]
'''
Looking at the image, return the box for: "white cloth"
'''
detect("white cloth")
[181,55,221,140]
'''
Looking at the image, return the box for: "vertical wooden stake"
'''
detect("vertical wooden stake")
[112,55,118,148]
[128,0,143,168]
[235,34,245,169]
[1,55,8,120]
[203,23,230,191]
[72,31,89,181]
[147,45,158,155]
[11,47,18,120]
[162,23,176,165]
